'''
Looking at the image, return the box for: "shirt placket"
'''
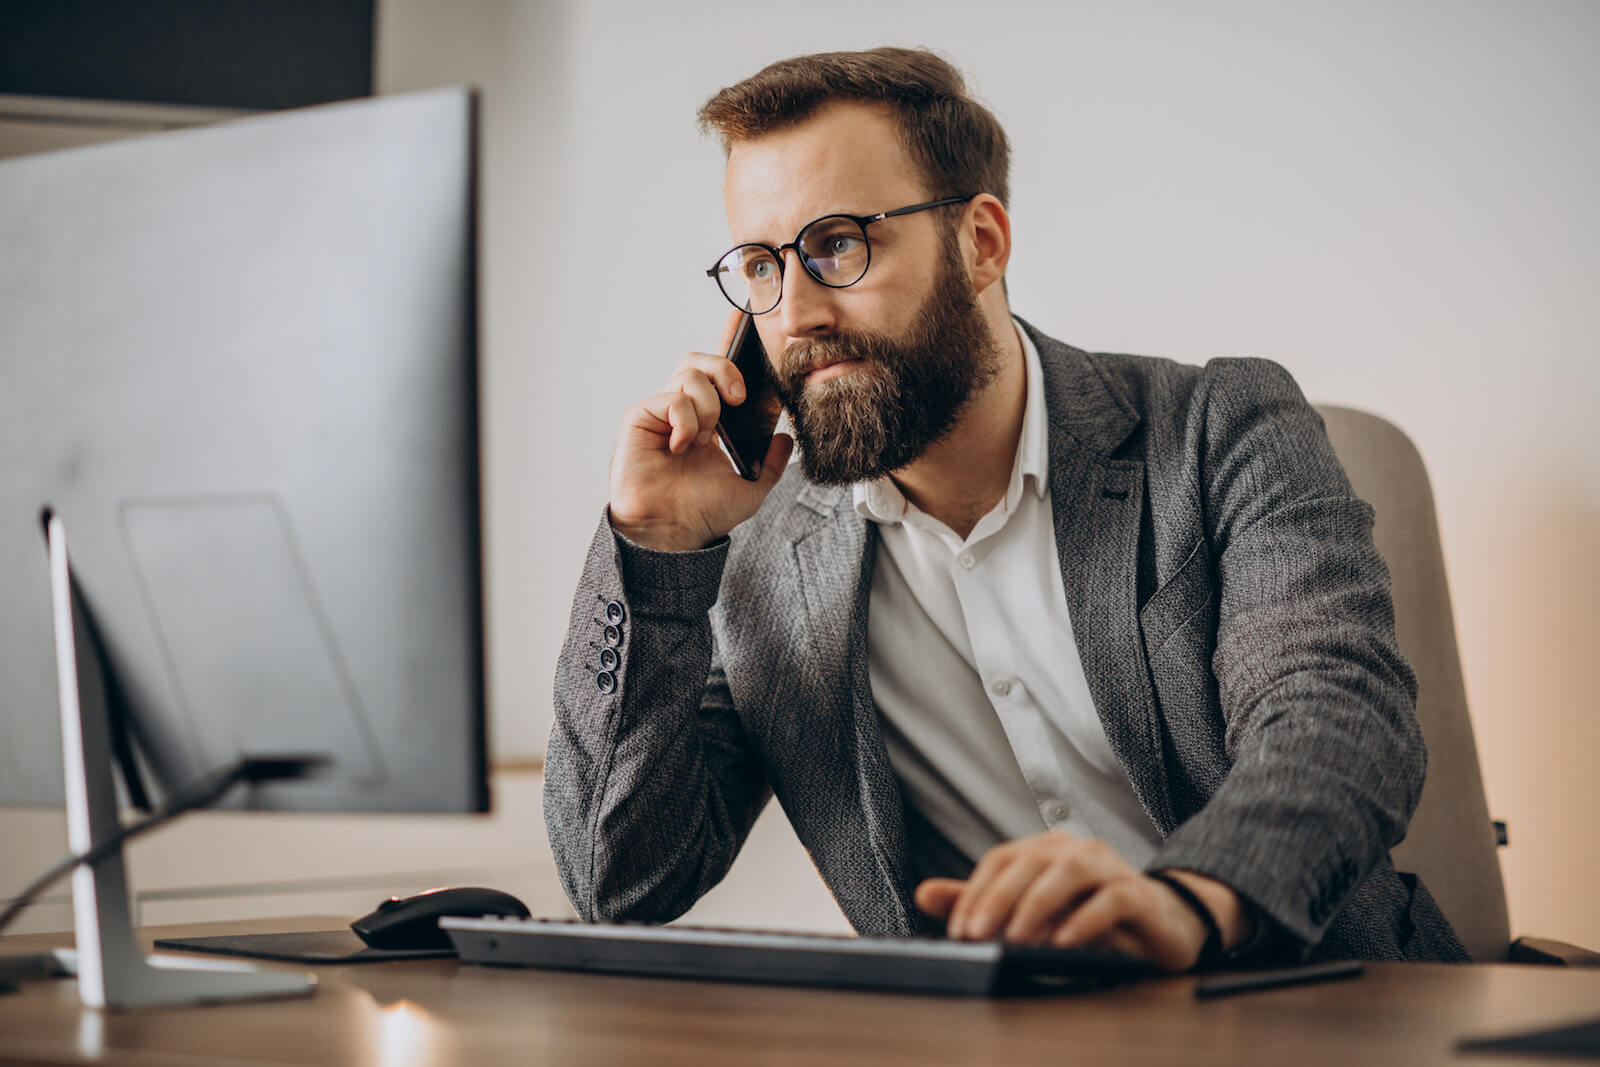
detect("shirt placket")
[947,533,1082,837]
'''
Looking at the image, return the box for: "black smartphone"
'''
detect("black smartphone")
[714,312,783,480]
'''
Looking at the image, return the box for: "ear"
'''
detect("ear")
[963,194,1011,295]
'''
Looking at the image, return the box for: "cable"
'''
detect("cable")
[0,755,328,936]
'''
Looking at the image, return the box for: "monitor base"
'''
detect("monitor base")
[46,516,315,1010]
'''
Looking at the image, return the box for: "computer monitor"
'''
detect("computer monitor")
[0,87,485,817]
[0,87,485,1007]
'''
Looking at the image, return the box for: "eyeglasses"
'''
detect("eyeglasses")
[706,195,975,315]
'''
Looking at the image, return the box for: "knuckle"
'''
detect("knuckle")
[1013,894,1050,927]
[692,353,728,377]
[1043,835,1076,859]
[1104,880,1138,910]
[1054,852,1087,880]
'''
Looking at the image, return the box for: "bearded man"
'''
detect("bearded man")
[545,47,1469,969]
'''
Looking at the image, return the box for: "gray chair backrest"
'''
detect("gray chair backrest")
[1317,405,1511,962]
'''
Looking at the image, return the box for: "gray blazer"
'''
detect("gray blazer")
[546,322,1469,963]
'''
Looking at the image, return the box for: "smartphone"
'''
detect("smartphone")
[714,313,783,480]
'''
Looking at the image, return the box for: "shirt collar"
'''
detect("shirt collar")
[854,317,1049,526]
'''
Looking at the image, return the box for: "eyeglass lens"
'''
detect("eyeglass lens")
[713,215,872,315]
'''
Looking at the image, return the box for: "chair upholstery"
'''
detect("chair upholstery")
[1316,405,1512,963]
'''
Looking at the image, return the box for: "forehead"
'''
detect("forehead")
[722,101,930,241]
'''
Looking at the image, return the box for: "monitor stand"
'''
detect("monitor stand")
[38,515,315,1009]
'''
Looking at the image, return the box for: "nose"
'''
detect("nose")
[773,249,837,339]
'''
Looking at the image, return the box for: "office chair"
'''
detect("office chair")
[1317,405,1596,965]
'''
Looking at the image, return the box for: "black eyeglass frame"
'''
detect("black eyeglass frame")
[705,194,977,314]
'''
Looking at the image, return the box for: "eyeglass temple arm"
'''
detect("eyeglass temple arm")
[868,195,977,223]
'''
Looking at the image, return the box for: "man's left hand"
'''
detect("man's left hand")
[913,830,1253,973]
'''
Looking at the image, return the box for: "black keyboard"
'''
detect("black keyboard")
[439,915,1158,996]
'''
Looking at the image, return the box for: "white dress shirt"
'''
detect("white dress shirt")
[856,322,1164,877]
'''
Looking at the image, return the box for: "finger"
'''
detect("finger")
[946,847,1014,940]
[624,396,673,441]
[645,391,699,454]
[751,433,794,488]
[1051,880,1198,972]
[1051,880,1144,950]
[1095,926,1146,959]
[914,878,965,921]
[1003,861,1100,944]
[671,372,723,446]
[953,854,1050,941]
[1050,919,1146,959]
[1105,887,1206,972]
[675,352,748,406]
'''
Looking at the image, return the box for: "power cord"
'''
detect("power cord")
[0,755,328,936]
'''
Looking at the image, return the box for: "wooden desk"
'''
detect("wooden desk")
[3,916,1598,1065]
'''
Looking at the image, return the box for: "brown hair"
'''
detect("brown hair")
[698,47,1011,208]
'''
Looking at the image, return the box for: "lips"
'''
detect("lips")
[805,359,861,385]
[776,337,877,402]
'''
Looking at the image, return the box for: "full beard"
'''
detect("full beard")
[774,246,1001,487]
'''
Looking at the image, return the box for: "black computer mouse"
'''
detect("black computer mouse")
[351,886,531,951]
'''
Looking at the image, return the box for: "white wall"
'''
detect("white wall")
[378,0,1598,948]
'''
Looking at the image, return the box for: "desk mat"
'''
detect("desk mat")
[154,930,455,964]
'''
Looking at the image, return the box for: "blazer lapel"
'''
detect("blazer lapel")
[1027,323,1177,835]
[789,485,915,935]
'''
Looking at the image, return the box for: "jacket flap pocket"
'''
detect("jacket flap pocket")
[1139,539,1214,652]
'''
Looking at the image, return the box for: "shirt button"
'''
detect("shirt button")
[991,679,1012,697]
[958,552,976,569]
[1048,802,1068,822]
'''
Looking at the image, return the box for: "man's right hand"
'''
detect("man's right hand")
[608,312,794,553]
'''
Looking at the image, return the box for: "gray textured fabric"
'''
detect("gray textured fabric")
[545,321,1470,963]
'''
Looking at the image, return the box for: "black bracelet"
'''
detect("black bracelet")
[1148,871,1224,971]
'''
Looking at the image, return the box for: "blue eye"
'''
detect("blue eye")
[825,234,864,256]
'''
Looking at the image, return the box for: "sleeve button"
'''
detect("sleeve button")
[603,624,622,647]
[605,601,626,625]
[599,647,619,671]
[595,671,617,694]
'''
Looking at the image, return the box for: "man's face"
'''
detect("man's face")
[722,102,999,485]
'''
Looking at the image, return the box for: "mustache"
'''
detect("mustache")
[778,332,897,383]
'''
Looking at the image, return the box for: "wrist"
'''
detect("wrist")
[608,510,712,553]
[1162,869,1255,952]
[1146,871,1222,970]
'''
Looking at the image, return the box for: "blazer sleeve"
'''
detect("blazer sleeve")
[543,510,771,923]
[1146,357,1425,949]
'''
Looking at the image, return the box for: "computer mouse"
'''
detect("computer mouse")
[351,886,531,951]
